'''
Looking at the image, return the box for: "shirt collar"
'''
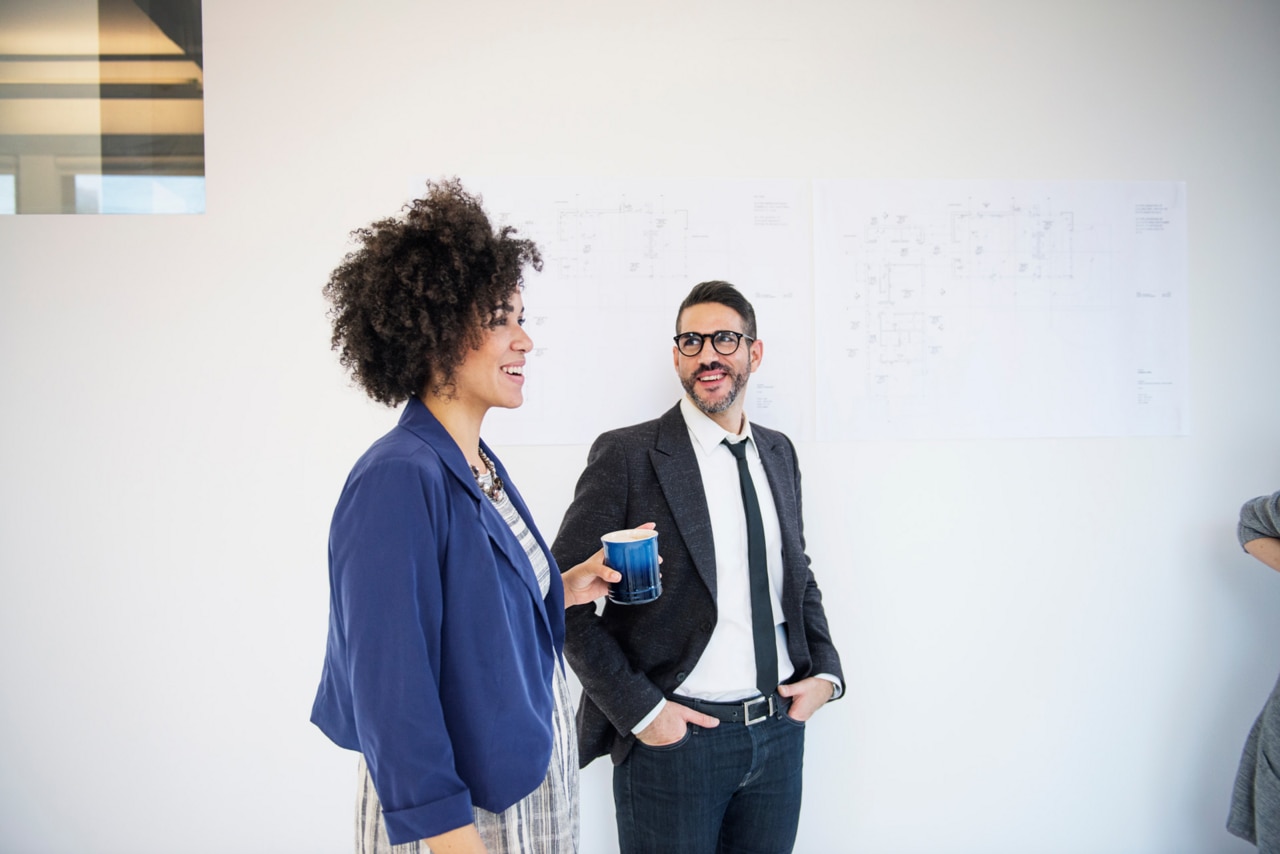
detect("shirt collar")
[678,395,754,454]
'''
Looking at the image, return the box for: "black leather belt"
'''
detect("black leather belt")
[677,691,790,726]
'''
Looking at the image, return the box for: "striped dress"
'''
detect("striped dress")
[356,471,579,853]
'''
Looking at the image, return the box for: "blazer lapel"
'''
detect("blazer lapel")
[754,427,805,602]
[651,404,719,600]
[397,399,550,618]
[485,443,564,622]
[472,449,553,630]
[754,431,798,533]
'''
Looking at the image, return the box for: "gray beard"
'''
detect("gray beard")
[681,364,747,415]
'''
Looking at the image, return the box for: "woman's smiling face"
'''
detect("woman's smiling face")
[449,289,532,416]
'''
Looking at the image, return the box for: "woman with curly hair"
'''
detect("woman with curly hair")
[310,179,624,854]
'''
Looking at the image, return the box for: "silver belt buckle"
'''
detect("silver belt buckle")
[743,695,773,726]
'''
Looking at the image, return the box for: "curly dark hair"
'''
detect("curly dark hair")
[323,178,542,406]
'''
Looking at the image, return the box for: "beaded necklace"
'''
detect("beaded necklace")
[470,447,504,500]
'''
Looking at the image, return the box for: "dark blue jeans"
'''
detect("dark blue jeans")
[613,709,806,854]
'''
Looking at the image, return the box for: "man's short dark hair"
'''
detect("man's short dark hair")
[675,280,757,339]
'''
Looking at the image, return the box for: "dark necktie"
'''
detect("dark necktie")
[723,438,779,697]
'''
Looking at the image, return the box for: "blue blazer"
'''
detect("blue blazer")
[311,398,565,845]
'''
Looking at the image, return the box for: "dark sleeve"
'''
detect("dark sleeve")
[785,434,844,685]
[552,433,667,733]
[1239,491,1280,549]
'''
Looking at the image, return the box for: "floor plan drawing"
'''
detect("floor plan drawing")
[455,177,814,445]
[814,181,1186,440]
[407,176,1187,443]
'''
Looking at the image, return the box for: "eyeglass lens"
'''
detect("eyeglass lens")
[678,331,745,356]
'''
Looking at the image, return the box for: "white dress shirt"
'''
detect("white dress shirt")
[674,395,794,702]
[632,397,843,733]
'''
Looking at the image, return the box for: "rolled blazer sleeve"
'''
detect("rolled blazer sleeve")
[776,431,843,684]
[324,456,475,841]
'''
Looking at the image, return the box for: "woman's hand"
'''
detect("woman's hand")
[423,823,489,853]
[561,523,658,608]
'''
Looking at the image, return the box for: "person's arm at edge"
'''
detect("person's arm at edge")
[1240,491,1280,573]
[1245,538,1280,573]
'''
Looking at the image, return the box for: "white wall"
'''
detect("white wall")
[1,1,1278,851]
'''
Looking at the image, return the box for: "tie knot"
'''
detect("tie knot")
[723,437,748,460]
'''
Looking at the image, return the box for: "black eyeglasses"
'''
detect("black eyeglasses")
[673,330,755,357]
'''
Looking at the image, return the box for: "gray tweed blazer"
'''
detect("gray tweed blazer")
[551,403,844,767]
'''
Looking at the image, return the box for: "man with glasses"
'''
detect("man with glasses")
[552,280,844,854]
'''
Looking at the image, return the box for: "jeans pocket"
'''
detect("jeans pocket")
[780,710,807,728]
[633,727,694,752]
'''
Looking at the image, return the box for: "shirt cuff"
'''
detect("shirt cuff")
[814,673,843,700]
[631,699,667,734]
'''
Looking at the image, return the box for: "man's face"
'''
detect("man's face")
[673,302,762,425]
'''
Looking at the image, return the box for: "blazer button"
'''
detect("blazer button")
[676,671,687,683]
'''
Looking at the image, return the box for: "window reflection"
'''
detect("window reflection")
[0,0,204,215]
[0,174,15,214]
[74,173,204,214]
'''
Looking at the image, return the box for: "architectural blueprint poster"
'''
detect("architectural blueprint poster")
[418,177,1186,444]
[812,180,1187,440]
[456,177,814,446]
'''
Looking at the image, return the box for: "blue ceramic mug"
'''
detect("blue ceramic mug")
[601,529,661,605]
